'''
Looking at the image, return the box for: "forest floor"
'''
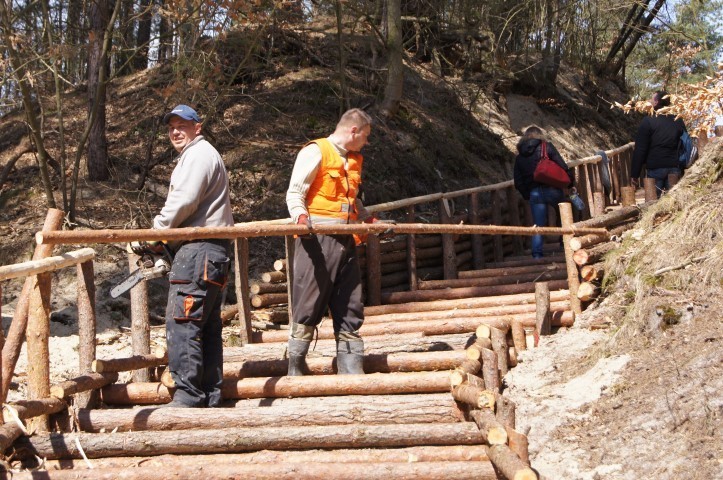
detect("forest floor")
[0,28,720,478]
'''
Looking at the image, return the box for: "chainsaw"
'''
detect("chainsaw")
[110,243,173,299]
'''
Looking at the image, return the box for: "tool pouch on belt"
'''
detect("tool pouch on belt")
[169,247,230,321]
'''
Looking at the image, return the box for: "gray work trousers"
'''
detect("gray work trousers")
[165,240,230,407]
[292,234,364,336]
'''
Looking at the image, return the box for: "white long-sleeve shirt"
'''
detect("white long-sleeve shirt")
[286,138,370,224]
[153,135,234,230]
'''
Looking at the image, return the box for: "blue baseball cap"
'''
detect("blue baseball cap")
[163,104,201,124]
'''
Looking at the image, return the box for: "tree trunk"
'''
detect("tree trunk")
[380,0,403,118]
[133,0,153,70]
[87,0,110,181]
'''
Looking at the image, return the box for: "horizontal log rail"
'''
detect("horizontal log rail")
[0,248,95,280]
[36,223,608,245]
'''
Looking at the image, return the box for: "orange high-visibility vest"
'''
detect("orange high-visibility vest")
[306,138,363,223]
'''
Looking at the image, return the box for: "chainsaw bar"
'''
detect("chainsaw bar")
[110,269,146,298]
[110,263,170,298]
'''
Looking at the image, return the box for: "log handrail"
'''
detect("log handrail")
[0,248,95,281]
[35,224,608,245]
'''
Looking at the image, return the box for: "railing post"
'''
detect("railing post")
[469,192,485,270]
[621,186,636,207]
[284,236,295,331]
[491,190,504,262]
[76,260,97,408]
[366,234,382,306]
[406,205,418,291]
[592,191,606,217]
[27,271,51,432]
[439,198,458,279]
[2,208,64,403]
[535,282,551,336]
[234,238,253,345]
[505,187,524,255]
[128,252,150,382]
[559,202,582,315]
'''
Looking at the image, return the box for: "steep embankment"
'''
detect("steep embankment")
[505,140,723,479]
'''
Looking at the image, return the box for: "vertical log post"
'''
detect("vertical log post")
[439,199,457,280]
[76,260,97,408]
[235,238,253,345]
[621,186,636,207]
[469,193,485,270]
[559,202,582,315]
[2,208,64,403]
[128,252,150,382]
[535,282,551,336]
[366,234,382,306]
[643,178,657,202]
[506,187,524,254]
[491,190,504,262]
[609,153,621,204]
[284,236,295,329]
[489,326,508,378]
[582,165,595,220]
[592,191,606,217]
[27,271,51,432]
[406,205,418,291]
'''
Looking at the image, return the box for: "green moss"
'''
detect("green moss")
[658,305,682,329]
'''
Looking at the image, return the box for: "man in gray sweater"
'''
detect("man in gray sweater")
[155,104,234,407]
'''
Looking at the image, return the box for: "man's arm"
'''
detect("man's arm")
[286,143,322,224]
[630,118,651,180]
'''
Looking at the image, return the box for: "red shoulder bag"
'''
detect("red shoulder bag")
[533,142,570,188]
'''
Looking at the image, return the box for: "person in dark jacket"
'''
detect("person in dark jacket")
[630,90,687,197]
[513,126,574,259]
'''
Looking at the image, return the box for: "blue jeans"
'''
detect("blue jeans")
[529,186,566,258]
[646,167,681,198]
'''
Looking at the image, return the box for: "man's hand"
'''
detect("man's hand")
[367,217,396,240]
[297,214,313,236]
[127,240,164,256]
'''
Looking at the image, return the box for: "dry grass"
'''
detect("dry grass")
[601,139,723,346]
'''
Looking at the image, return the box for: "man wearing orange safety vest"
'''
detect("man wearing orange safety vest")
[285,108,378,376]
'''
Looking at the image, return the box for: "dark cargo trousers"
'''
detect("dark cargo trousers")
[292,234,364,336]
[165,240,230,407]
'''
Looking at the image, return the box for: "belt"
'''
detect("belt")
[181,238,230,248]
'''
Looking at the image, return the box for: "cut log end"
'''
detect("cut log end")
[475,324,491,339]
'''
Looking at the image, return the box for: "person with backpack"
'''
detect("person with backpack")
[513,126,574,259]
[630,90,689,197]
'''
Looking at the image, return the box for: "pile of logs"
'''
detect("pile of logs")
[3,313,538,479]
[569,205,641,303]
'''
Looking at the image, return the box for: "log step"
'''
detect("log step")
[40,445,490,469]
[101,371,454,405]
[14,422,486,460]
[77,393,463,432]
[8,460,499,479]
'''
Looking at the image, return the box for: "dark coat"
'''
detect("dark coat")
[630,114,687,178]
[513,138,574,200]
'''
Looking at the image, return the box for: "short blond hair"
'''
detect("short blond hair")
[336,108,373,131]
